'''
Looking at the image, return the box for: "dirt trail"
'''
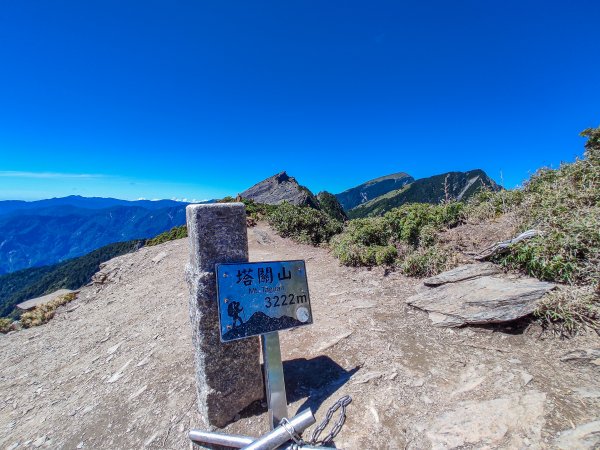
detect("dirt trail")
[1,223,599,449]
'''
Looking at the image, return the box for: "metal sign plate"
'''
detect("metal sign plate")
[215,260,312,342]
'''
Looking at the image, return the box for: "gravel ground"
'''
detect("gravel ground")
[1,223,599,449]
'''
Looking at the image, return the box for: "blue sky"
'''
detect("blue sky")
[0,1,598,201]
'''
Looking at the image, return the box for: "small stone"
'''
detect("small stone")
[408,377,425,387]
[521,372,534,386]
[106,341,124,355]
[6,442,19,450]
[32,436,46,448]
[151,251,168,264]
[77,442,84,449]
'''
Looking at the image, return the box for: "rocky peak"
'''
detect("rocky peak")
[240,171,319,208]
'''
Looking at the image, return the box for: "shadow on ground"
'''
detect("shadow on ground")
[237,355,359,423]
[472,316,538,335]
[284,356,359,415]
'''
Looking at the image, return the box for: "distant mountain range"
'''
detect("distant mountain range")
[0,197,194,274]
[0,195,184,216]
[335,172,414,210]
[0,169,498,275]
[346,169,500,218]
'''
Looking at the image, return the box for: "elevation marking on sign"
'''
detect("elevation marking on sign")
[216,260,313,342]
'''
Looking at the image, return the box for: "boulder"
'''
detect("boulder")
[407,263,556,327]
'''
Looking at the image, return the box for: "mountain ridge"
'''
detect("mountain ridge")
[0,195,189,217]
[240,171,320,208]
[348,169,499,218]
[335,172,414,210]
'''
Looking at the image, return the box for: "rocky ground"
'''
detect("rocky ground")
[1,223,599,449]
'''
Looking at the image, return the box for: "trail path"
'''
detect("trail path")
[1,223,599,449]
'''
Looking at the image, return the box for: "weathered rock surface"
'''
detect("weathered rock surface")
[407,263,556,326]
[15,289,77,311]
[560,348,600,366]
[423,262,501,286]
[554,420,600,449]
[424,391,546,449]
[240,172,319,208]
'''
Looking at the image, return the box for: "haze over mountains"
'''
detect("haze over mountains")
[0,197,191,274]
[0,195,184,216]
[0,168,498,275]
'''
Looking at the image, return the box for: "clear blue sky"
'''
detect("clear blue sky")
[1,1,598,201]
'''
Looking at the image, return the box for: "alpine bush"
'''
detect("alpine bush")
[267,202,343,246]
[492,128,600,286]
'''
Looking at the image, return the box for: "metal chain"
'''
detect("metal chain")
[280,417,305,447]
[308,395,352,446]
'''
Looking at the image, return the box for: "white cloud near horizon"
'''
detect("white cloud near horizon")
[0,171,105,179]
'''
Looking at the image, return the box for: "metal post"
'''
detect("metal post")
[261,332,288,430]
[242,408,315,450]
[189,428,336,450]
[189,430,254,448]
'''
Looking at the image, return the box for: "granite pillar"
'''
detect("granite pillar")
[185,203,264,427]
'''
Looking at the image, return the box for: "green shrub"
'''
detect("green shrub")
[375,245,398,265]
[464,189,525,222]
[219,197,278,222]
[267,202,343,246]
[331,241,375,266]
[330,202,463,269]
[490,129,600,286]
[330,235,397,267]
[329,218,395,266]
[20,292,77,329]
[337,218,390,246]
[0,318,14,333]
[383,202,464,246]
[534,286,600,336]
[317,191,348,222]
[401,245,452,277]
[146,225,188,246]
[418,224,439,248]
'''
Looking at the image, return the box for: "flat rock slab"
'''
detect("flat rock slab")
[407,263,556,327]
[425,391,547,449]
[423,262,501,286]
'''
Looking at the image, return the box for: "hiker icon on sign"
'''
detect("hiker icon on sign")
[228,301,244,328]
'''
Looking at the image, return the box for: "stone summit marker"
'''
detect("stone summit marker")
[185,203,264,428]
[186,202,319,446]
